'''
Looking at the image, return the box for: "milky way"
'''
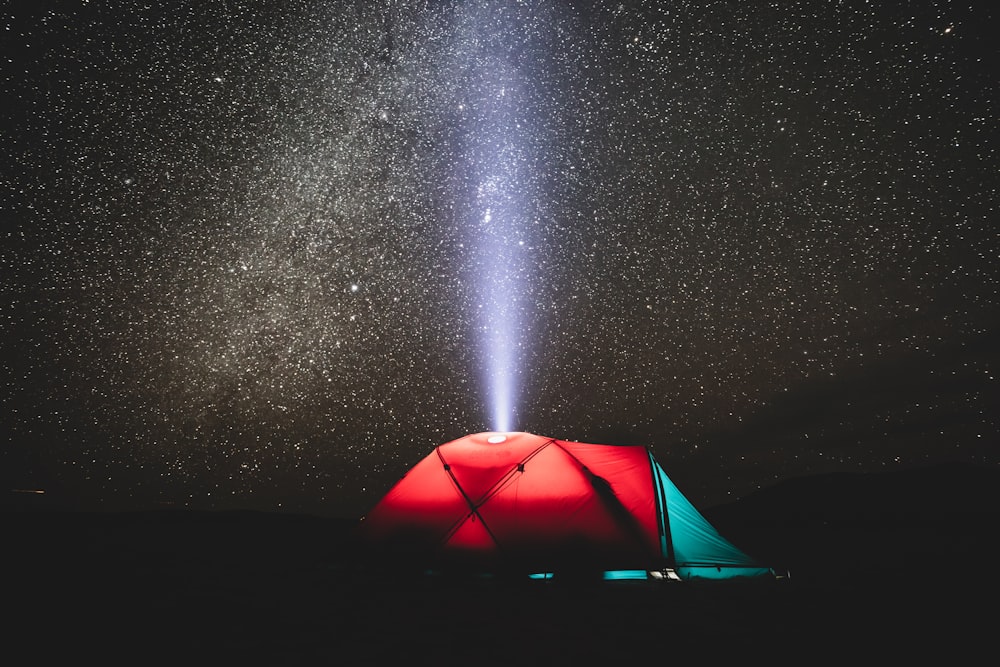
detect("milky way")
[2,1,997,516]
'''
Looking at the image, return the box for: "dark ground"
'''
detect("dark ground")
[4,463,998,665]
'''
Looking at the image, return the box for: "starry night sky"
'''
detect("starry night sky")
[2,1,997,517]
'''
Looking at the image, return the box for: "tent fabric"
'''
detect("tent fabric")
[361,431,772,580]
[651,458,774,579]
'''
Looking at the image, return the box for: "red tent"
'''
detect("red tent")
[361,432,772,579]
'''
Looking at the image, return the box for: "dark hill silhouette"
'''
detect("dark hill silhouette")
[712,462,1000,520]
[705,462,1000,583]
[3,464,998,663]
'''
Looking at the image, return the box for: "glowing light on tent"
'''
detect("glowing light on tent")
[361,432,777,580]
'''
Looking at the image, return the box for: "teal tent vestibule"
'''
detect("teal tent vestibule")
[649,453,773,580]
[362,432,774,581]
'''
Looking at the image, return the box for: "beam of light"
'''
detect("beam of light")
[467,68,533,435]
[478,200,519,434]
[450,5,543,435]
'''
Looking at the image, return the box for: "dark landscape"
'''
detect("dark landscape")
[5,462,998,665]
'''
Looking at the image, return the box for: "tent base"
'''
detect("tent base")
[528,569,684,582]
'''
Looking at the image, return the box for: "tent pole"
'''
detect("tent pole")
[436,448,502,549]
[649,452,675,569]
